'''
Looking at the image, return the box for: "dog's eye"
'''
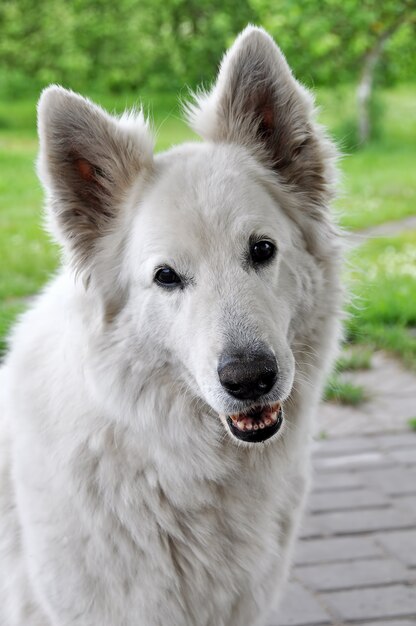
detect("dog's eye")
[250,240,276,265]
[154,267,182,288]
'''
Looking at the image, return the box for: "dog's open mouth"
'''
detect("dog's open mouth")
[225,402,283,443]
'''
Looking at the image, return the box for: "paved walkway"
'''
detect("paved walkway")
[349,215,416,248]
[268,351,416,626]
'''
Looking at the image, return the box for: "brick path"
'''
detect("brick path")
[268,352,416,626]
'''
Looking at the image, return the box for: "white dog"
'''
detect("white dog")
[0,26,342,626]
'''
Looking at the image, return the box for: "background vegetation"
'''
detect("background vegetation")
[1,0,415,92]
[1,1,416,400]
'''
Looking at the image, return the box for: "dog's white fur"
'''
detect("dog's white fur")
[0,27,342,626]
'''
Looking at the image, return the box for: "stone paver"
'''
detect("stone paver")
[294,536,384,565]
[321,585,416,622]
[313,450,393,472]
[301,506,416,537]
[363,622,416,626]
[312,471,362,492]
[269,582,332,626]
[307,487,389,513]
[387,446,416,465]
[358,466,416,496]
[295,557,411,591]
[375,528,416,567]
[374,432,416,449]
[311,435,378,456]
[396,494,416,514]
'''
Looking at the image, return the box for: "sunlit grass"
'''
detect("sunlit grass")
[346,230,416,368]
[335,146,416,231]
[317,85,416,231]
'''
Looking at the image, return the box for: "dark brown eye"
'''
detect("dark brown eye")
[154,267,182,288]
[250,240,276,265]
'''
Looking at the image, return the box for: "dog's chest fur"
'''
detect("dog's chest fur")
[5,377,306,626]
[71,435,300,625]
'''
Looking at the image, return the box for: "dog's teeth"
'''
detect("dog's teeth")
[228,406,282,434]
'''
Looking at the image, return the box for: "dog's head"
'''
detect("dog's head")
[37,27,340,445]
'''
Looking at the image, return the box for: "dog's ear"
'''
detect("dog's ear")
[37,86,154,270]
[186,26,335,206]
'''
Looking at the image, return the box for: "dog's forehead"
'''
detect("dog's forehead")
[142,143,280,232]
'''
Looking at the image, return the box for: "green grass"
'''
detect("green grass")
[336,347,373,372]
[317,85,416,231]
[346,230,416,368]
[335,145,416,231]
[408,418,416,431]
[324,374,367,406]
[1,85,416,358]
[323,346,373,407]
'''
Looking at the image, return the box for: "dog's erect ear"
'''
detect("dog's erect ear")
[37,86,154,269]
[186,26,335,205]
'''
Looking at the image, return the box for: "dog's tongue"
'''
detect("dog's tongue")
[229,403,280,433]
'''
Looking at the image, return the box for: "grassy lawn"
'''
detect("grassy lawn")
[1,86,416,361]
[317,86,416,231]
[346,230,416,369]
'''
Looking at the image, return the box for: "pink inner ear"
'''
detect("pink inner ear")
[262,105,274,131]
[74,158,95,182]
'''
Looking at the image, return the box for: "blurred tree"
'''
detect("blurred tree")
[0,0,257,93]
[0,0,88,93]
[355,3,415,143]
[253,0,416,143]
[0,0,415,144]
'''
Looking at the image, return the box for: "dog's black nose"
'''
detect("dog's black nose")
[217,350,278,401]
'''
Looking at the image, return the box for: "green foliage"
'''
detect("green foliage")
[0,0,257,95]
[0,0,415,95]
[408,417,416,431]
[253,0,416,86]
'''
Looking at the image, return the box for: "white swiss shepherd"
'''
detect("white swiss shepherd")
[0,26,342,626]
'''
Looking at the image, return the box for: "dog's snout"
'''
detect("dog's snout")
[217,351,278,401]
